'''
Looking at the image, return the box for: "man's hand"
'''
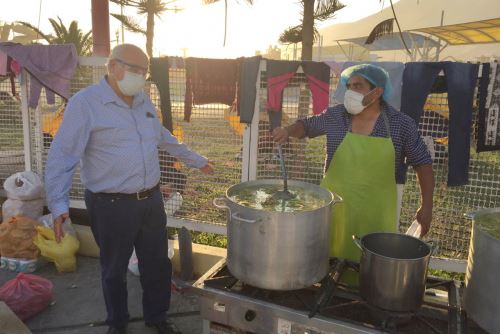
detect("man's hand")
[54,213,69,243]
[200,160,215,174]
[415,206,432,237]
[272,127,289,145]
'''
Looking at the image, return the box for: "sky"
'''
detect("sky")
[1,0,397,58]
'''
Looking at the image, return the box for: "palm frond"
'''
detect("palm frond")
[314,0,345,21]
[15,21,52,43]
[279,26,303,44]
[365,18,394,44]
[110,13,147,34]
[110,0,143,7]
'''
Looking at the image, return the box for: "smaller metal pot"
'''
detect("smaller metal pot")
[353,233,432,312]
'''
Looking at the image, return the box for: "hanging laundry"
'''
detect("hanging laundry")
[0,42,78,109]
[266,59,300,114]
[301,61,331,115]
[150,57,173,132]
[323,60,345,76]
[168,56,184,69]
[333,61,405,110]
[150,56,188,195]
[401,61,479,186]
[477,62,500,152]
[184,57,239,122]
[238,56,261,124]
[266,59,330,116]
[0,51,8,75]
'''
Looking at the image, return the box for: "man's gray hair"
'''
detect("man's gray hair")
[106,44,148,70]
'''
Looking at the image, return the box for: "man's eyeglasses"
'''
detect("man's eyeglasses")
[113,58,149,76]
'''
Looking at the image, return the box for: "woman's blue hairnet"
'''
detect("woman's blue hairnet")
[340,64,392,101]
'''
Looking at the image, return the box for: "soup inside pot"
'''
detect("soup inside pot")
[229,184,328,212]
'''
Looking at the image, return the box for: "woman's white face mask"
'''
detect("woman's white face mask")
[117,71,146,96]
[344,89,376,115]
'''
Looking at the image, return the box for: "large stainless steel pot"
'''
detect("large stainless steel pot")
[353,232,431,312]
[464,208,500,334]
[214,179,341,291]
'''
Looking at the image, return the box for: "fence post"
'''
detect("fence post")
[19,70,32,171]
[241,60,264,182]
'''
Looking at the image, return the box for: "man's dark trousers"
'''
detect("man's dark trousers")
[85,189,171,328]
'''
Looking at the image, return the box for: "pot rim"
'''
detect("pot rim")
[224,179,338,214]
[360,232,431,261]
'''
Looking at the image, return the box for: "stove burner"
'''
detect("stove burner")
[194,258,486,334]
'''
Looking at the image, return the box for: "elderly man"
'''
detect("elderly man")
[273,64,434,285]
[45,44,214,334]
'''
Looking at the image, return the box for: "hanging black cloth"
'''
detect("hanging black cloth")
[150,57,186,194]
[477,62,500,152]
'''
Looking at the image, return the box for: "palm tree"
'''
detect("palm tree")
[279,0,345,61]
[110,0,181,58]
[201,0,253,47]
[17,17,92,56]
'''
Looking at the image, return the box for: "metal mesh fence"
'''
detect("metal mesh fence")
[0,76,23,186]
[255,67,500,260]
[28,64,108,204]
[7,57,499,263]
[149,67,243,226]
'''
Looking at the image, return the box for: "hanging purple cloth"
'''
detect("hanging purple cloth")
[0,42,78,108]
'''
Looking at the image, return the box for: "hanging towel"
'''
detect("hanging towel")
[333,61,405,110]
[401,61,479,186]
[0,42,78,109]
[477,62,500,152]
[184,57,239,122]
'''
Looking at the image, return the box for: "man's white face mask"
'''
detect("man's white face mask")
[117,71,146,96]
[344,89,376,115]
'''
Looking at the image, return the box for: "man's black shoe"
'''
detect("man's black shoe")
[106,326,127,334]
[146,320,182,334]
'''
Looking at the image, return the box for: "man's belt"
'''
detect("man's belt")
[95,183,160,200]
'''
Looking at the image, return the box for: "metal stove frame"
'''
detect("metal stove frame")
[190,258,466,334]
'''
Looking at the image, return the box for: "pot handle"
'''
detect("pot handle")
[231,212,257,224]
[333,193,343,205]
[464,212,475,219]
[213,198,229,210]
[352,235,363,250]
[426,240,439,256]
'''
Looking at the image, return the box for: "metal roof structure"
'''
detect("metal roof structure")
[412,18,500,45]
[338,32,440,51]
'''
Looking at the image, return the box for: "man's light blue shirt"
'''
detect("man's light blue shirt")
[45,77,207,218]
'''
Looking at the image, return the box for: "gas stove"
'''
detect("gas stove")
[190,258,487,334]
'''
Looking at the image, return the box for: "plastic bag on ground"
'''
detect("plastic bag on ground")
[0,273,53,320]
[33,226,79,272]
[164,192,183,216]
[0,216,40,260]
[2,198,44,222]
[3,171,44,200]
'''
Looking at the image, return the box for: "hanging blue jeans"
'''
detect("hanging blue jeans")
[401,62,479,186]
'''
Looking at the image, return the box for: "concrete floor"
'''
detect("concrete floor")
[0,256,203,334]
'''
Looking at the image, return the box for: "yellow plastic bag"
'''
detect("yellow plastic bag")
[33,226,80,272]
